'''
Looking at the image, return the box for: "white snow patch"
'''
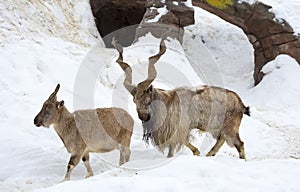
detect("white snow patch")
[173,1,179,6]
[147,6,168,23]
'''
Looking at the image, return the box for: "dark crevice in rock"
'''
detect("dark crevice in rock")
[90,0,147,47]
[273,38,299,46]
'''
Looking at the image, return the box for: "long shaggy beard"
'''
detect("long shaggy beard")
[142,119,153,144]
[142,107,190,153]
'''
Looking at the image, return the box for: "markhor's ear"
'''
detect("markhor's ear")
[57,100,64,109]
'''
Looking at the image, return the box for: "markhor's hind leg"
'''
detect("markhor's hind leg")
[119,145,131,165]
[206,136,225,157]
[233,133,246,159]
[185,142,200,156]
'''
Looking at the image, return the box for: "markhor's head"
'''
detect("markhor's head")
[34,84,64,128]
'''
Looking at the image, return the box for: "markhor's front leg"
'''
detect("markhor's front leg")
[167,145,174,158]
[62,154,81,181]
[82,152,94,178]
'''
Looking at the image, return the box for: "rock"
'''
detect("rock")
[135,0,195,43]
[89,0,194,46]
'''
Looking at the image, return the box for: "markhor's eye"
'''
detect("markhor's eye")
[45,110,51,115]
[144,98,151,105]
[45,108,52,114]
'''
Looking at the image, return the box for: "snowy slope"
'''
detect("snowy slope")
[0,0,103,46]
[0,0,300,192]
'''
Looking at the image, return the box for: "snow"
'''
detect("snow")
[29,157,300,192]
[0,0,103,46]
[173,1,179,6]
[184,7,254,93]
[251,55,300,111]
[147,6,168,23]
[0,0,300,192]
[184,0,194,8]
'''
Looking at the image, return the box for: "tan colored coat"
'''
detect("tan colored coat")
[34,84,133,181]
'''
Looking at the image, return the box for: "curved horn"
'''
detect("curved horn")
[112,37,137,96]
[48,84,60,101]
[137,35,167,93]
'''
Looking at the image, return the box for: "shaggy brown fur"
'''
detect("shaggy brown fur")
[34,84,133,181]
[112,36,249,159]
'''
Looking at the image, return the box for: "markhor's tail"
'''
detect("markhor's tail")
[244,106,250,116]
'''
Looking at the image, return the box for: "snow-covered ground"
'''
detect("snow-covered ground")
[0,0,299,192]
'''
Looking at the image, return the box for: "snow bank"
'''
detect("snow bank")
[246,54,300,127]
[184,7,254,93]
[33,156,300,192]
[245,55,300,157]
[0,0,103,46]
[248,55,300,111]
